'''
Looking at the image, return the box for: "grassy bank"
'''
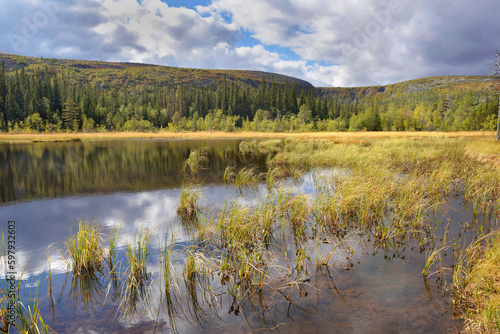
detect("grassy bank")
[454,234,500,333]
[0,130,491,143]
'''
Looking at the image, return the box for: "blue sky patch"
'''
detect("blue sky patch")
[160,0,212,10]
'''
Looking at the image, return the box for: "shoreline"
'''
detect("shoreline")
[0,130,492,143]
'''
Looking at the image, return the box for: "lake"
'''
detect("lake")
[0,139,476,333]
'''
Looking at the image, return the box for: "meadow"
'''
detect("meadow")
[0,130,492,143]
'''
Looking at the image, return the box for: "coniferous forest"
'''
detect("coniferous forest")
[0,53,499,134]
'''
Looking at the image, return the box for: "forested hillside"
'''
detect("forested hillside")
[0,53,498,133]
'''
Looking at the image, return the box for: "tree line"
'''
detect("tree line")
[0,62,498,133]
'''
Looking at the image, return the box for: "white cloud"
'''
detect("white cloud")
[1,0,499,87]
[198,0,500,86]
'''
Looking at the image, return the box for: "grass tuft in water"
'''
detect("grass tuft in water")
[177,184,202,223]
[224,165,262,194]
[120,228,153,318]
[183,147,209,176]
[63,220,105,278]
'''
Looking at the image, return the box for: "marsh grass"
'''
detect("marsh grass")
[265,166,288,190]
[61,220,106,308]
[183,147,209,177]
[453,233,500,333]
[177,184,202,223]
[285,195,311,243]
[0,131,486,144]
[161,241,182,334]
[0,251,53,334]
[125,228,152,288]
[108,225,120,268]
[107,225,121,297]
[13,135,499,331]
[63,220,105,277]
[422,224,449,277]
[224,166,262,193]
[238,140,259,156]
[463,165,500,218]
[13,280,55,334]
[45,250,56,322]
[120,228,153,318]
[124,137,499,330]
[182,250,218,325]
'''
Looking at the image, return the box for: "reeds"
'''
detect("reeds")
[63,220,105,277]
[125,228,152,287]
[0,266,54,334]
[224,165,261,193]
[120,228,153,318]
[62,221,106,309]
[453,233,500,332]
[177,184,202,222]
[183,147,209,176]
[13,297,54,334]
[108,225,120,268]
[11,135,500,330]
[422,224,449,277]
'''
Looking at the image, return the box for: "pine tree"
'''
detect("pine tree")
[0,62,6,115]
[5,84,21,122]
[62,97,80,131]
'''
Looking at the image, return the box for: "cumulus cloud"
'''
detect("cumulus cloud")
[198,0,500,86]
[0,0,241,64]
[0,0,498,87]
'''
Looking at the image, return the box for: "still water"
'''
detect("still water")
[0,140,469,333]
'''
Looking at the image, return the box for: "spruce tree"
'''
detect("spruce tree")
[0,62,6,115]
[62,97,80,131]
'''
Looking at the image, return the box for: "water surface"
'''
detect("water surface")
[0,140,476,333]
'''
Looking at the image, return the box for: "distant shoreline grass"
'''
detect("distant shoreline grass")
[0,130,492,143]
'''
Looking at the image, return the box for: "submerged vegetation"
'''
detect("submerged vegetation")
[1,135,499,332]
[0,234,54,333]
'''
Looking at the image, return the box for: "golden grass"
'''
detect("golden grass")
[0,130,490,143]
[466,138,500,167]
[63,220,105,277]
[454,234,500,333]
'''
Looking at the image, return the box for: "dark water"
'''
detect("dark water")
[0,140,477,333]
[0,140,268,203]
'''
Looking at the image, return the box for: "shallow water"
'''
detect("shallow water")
[0,140,482,333]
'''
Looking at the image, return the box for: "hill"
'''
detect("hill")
[0,52,498,134]
[1,52,498,97]
[317,76,500,102]
[0,53,314,91]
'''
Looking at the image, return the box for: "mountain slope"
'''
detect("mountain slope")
[2,52,499,97]
[317,76,500,102]
[0,53,314,91]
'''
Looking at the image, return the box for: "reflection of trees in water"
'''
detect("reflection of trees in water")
[0,140,267,203]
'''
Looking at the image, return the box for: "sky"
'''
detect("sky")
[0,0,499,87]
